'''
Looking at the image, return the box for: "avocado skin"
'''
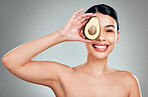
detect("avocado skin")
[82,16,99,40]
[82,17,94,40]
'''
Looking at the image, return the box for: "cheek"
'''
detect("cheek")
[85,43,95,53]
[106,35,116,44]
[85,43,91,50]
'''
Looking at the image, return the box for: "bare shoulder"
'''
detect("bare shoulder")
[115,70,139,83]
[116,70,139,82]
[115,70,142,97]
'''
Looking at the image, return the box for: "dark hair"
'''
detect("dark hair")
[85,4,119,31]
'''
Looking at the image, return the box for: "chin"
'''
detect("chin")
[91,51,109,59]
[94,53,108,59]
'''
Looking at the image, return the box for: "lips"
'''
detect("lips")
[92,43,109,52]
[92,43,109,47]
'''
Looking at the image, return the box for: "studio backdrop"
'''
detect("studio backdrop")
[0,0,147,97]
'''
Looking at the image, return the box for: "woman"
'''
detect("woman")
[1,4,142,97]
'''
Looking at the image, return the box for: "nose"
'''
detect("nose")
[96,30,106,41]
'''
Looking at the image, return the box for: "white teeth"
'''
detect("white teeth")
[94,45,107,48]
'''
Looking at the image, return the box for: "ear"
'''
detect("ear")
[116,31,120,43]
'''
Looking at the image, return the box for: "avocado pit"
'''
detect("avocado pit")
[88,25,97,35]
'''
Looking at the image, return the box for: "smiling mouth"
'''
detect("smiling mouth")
[92,44,109,48]
[92,44,110,52]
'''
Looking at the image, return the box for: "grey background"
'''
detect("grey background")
[0,0,147,97]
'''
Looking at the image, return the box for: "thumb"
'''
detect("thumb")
[78,37,93,43]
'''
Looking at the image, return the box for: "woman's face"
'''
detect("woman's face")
[85,12,120,59]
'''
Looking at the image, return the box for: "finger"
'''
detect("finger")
[79,17,91,24]
[74,17,89,28]
[77,19,88,30]
[80,30,86,39]
[74,15,91,27]
[68,8,83,24]
[83,13,96,17]
[73,13,96,26]
[71,8,83,20]
[75,13,95,22]
[85,13,97,17]
[79,13,93,18]
[77,31,93,43]
[77,37,93,43]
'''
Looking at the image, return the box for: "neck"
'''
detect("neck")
[82,53,112,75]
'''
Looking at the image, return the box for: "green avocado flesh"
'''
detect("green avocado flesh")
[83,17,100,40]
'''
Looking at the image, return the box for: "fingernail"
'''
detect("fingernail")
[88,40,93,42]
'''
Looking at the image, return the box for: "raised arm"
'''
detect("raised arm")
[1,8,96,87]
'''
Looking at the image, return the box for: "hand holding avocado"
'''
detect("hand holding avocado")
[59,8,96,43]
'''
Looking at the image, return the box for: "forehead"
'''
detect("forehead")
[95,12,117,28]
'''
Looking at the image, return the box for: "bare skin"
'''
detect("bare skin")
[1,8,142,97]
[51,66,135,97]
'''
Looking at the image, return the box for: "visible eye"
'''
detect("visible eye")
[106,30,113,32]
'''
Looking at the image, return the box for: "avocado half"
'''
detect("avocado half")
[82,17,100,40]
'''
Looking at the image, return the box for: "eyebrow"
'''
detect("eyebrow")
[105,25,115,28]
